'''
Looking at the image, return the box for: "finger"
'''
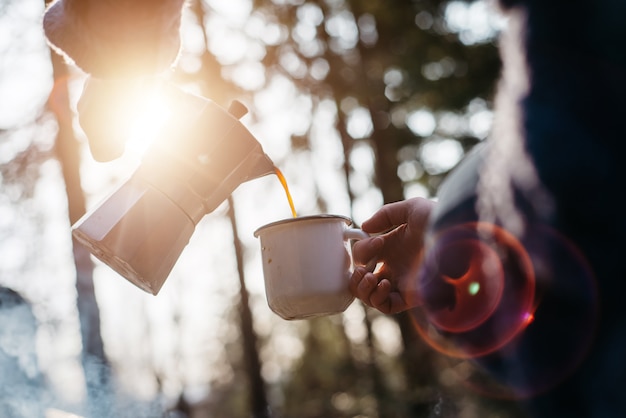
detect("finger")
[351,236,384,266]
[369,280,392,311]
[355,272,379,306]
[362,200,412,233]
[370,281,407,314]
[369,280,411,314]
[349,267,367,295]
[362,197,434,234]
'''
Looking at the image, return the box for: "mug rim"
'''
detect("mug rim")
[253,214,352,237]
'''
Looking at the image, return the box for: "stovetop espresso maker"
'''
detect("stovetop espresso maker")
[72,79,276,295]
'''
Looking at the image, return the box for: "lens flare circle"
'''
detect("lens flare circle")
[412,221,599,399]
[413,222,536,359]
[428,238,505,333]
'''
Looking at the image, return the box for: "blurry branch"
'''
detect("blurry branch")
[0,134,52,201]
[173,0,244,105]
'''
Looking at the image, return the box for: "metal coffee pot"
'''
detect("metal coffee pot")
[72,80,276,295]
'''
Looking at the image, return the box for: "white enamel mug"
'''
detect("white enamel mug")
[254,215,369,320]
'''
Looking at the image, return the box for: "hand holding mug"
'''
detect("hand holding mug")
[349,197,436,314]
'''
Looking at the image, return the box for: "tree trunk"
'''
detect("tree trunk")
[336,100,390,416]
[350,26,441,417]
[227,197,271,418]
[183,2,269,415]
[47,38,111,412]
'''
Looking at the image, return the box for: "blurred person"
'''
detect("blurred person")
[350,0,626,417]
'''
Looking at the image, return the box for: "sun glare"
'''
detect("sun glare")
[125,88,172,158]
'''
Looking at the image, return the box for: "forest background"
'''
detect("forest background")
[0,0,528,417]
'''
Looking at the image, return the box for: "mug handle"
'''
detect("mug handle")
[343,228,369,242]
[343,228,378,271]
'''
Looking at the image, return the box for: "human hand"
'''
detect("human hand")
[349,197,435,314]
[44,0,185,79]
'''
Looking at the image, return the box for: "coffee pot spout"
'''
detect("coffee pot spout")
[246,152,277,181]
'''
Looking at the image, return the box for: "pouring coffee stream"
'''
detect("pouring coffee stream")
[72,81,295,295]
[274,166,298,218]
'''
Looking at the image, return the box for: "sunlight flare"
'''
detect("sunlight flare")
[126,90,172,157]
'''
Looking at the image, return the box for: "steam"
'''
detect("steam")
[0,288,166,418]
[0,289,49,417]
[476,7,553,235]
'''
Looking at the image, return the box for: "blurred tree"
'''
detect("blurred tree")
[0,0,113,411]
[228,196,271,418]
[45,18,112,417]
[254,0,500,194]
[169,3,270,417]
[280,316,372,418]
